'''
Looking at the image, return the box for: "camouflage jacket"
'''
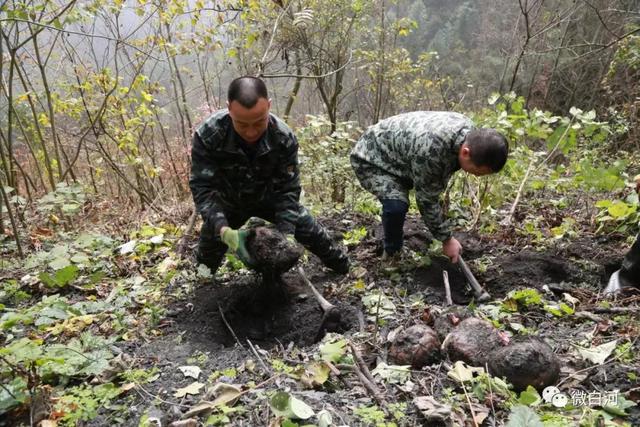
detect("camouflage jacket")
[351,111,475,241]
[189,110,301,235]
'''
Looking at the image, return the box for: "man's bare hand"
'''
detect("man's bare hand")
[443,237,462,263]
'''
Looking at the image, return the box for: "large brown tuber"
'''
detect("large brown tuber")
[389,324,441,369]
[488,338,560,391]
[246,227,304,274]
[442,317,508,366]
[433,306,473,341]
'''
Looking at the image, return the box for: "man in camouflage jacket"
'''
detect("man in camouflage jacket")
[190,76,349,274]
[350,111,509,262]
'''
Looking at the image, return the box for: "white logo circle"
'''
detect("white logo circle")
[551,393,568,408]
[542,386,560,403]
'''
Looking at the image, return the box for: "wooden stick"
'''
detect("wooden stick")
[443,271,453,306]
[218,303,245,349]
[246,339,271,374]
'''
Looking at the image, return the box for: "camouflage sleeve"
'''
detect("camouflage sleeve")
[272,134,302,235]
[189,133,229,235]
[415,185,452,242]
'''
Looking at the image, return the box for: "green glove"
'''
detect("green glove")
[220,228,254,267]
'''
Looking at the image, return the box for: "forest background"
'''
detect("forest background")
[1,0,640,426]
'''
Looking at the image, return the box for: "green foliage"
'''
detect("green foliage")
[37,182,86,216]
[0,279,31,304]
[502,288,543,312]
[595,199,640,234]
[55,383,122,426]
[319,338,347,363]
[38,265,80,288]
[297,116,361,206]
[353,405,394,427]
[543,303,575,317]
[343,226,367,246]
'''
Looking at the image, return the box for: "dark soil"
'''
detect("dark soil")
[111,211,638,425]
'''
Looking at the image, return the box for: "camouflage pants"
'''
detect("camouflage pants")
[350,155,413,204]
[351,155,411,254]
[620,233,640,286]
[196,205,347,274]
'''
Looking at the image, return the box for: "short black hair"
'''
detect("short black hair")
[465,129,509,172]
[227,76,268,108]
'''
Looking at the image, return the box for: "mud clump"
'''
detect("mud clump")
[389,324,441,368]
[442,317,508,366]
[246,227,304,274]
[488,338,560,391]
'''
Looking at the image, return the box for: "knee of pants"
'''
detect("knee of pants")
[381,199,409,217]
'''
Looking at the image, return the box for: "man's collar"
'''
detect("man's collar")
[221,114,274,156]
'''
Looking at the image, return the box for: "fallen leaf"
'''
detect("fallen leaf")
[168,420,197,427]
[120,382,136,392]
[563,293,579,306]
[158,257,177,275]
[150,234,164,245]
[209,383,242,407]
[576,340,617,365]
[413,396,452,422]
[300,361,330,388]
[173,382,204,398]
[39,421,58,427]
[119,240,137,255]
[317,409,332,427]
[178,366,201,380]
[447,361,485,383]
[371,362,411,384]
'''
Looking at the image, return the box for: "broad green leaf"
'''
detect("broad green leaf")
[289,396,314,420]
[49,257,71,270]
[54,265,79,286]
[70,253,90,264]
[603,395,637,417]
[506,405,543,427]
[608,201,634,218]
[1,338,43,362]
[319,339,346,363]
[0,377,28,411]
[269,391,292,417]
[518,386,542,406]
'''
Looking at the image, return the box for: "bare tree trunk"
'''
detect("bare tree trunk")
[0,180,23,258]
[284,54,303,122]
[372,0,386,123]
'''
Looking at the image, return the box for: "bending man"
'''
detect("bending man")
[350,112,508,262]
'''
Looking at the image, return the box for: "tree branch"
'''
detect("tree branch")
[0,18,163,61]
